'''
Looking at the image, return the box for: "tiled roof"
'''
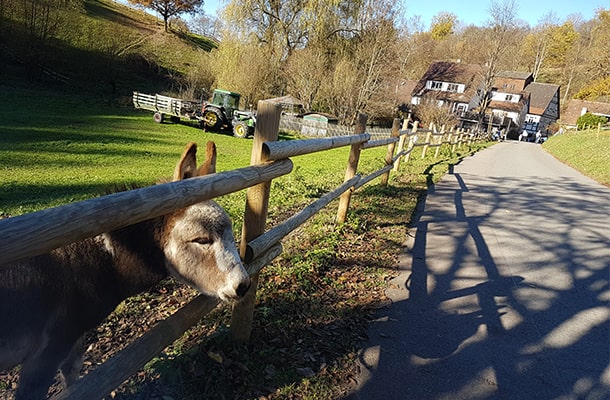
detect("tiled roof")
[395,79,418,104]
[524,82,560,115]
[489,92,529,113]
[497,71,532,80]
[562,99,610,125]
[412,61,486,102]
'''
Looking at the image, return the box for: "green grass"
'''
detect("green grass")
[542,129,610,187]
[0,81,386,221]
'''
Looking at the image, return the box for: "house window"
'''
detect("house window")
[505,94,514,102]
[447,83,459,92]
[430,81,442,90]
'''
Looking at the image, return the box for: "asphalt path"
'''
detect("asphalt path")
[349,141,610,400]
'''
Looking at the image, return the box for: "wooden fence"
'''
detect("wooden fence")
[0,102,483,399]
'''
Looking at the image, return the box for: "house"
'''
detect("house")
[410,61,485,115]
[395,79,418,106]
[487,71,532,131]
[561,99,610,127]
[524,82,560,133]
[265,95,304,115]
[409,61,561,135]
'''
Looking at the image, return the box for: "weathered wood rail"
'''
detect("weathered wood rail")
[0,102,483,399]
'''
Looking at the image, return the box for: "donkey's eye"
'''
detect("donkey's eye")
[192,237,213,245]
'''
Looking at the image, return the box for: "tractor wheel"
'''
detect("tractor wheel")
[153,112,164,123]
[202,108,223,131]
[233,121,252,138]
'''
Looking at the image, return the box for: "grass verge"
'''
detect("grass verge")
[542,129,610,187]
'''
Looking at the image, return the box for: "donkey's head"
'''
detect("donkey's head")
[163,142,250,302]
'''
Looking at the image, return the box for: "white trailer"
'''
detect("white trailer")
[132,92,203,124]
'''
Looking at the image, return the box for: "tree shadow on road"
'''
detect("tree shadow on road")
[350,172,610,399]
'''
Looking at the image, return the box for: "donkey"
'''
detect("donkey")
[0,141,251,400]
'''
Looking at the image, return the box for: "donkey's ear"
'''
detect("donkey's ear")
[197,141,217,176]
[173,142,198,181]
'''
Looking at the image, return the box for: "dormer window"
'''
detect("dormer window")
[447,83,459,92]
[505,94,514,101]
[430,81,442,90]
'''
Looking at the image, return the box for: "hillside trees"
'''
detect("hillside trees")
[129,0,203,32]
[216,0,402,124]
[430,12,457,41]
[520,13,556,81]
[475,0,520,128]
[588,9,610,79]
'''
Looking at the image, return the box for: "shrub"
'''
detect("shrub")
[576,112,608,129]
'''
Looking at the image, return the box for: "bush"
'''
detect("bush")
[576,112,608,129]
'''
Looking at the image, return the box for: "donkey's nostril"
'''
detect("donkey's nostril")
[236,280,251,297]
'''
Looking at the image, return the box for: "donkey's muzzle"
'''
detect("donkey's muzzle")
[235,280,251,298]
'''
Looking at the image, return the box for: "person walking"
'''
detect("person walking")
[519,129,528,141]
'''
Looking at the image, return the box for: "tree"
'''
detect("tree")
[223,0,309,59]
[476,0,519,129]
[574,76,610,101]
[588,9,610,79]
[319,0,400,125]
[189,11,223,41]
[284,45,328,111]
[129,0,203,32]
[430,12,457,41]
[520,13,556,81]
[576,112,608,129]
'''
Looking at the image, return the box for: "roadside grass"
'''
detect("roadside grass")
[0,81,492,399]
[542,129,610,187]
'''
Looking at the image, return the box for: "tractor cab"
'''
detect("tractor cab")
[210,89,241,119]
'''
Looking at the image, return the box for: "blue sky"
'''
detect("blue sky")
[202,0,609,28]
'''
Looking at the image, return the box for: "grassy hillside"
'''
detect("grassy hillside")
[542,129,610,187]
[0,0,216,98]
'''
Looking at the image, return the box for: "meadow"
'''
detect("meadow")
[542,129,610,187]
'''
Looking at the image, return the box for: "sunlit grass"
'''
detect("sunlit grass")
[543,129,610,187]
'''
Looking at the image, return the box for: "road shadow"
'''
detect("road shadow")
[349,171,610,399]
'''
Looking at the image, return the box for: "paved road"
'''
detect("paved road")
[350,141,610,400]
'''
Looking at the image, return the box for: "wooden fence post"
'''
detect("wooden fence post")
[231,100,282,343]
[451,128,460,154]
[404,121,418,163]
[421,128,433,159]
[393,119,410,172]
[434,125,446,158]
[336,113,367,224]
[381,118,401,185]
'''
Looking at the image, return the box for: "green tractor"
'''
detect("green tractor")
[200,89,256,138]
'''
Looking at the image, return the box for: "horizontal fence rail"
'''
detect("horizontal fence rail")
[0,160,293,266]
[262,133,371,160]
[245,174,361,263]
[2,102,485,399]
